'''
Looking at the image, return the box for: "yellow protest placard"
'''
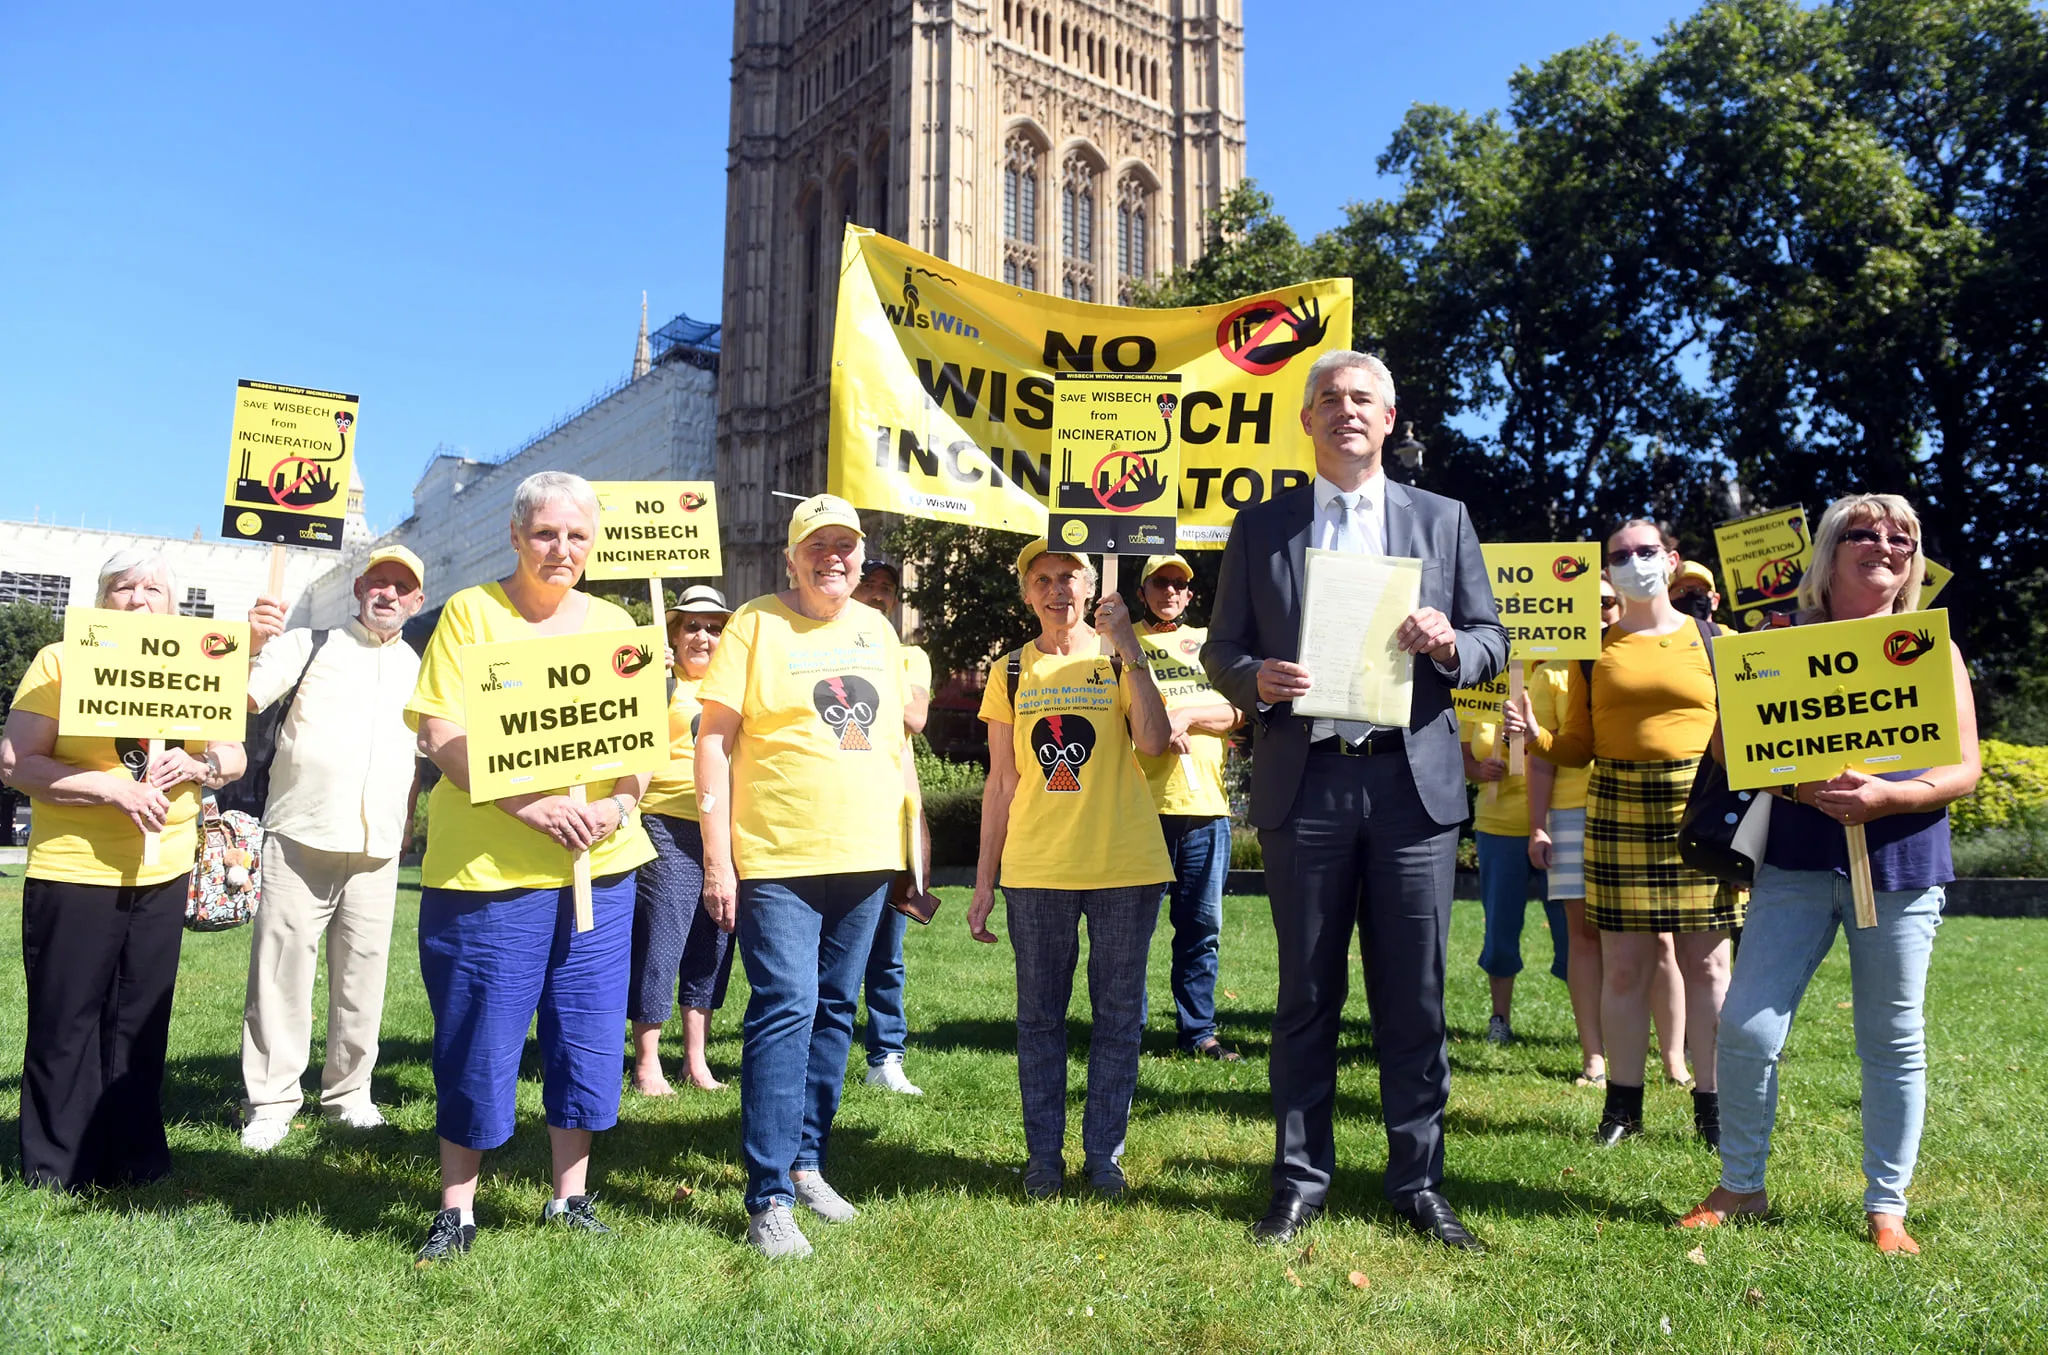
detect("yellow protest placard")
[827,225,1350,548]
[1714,506,1811,629]
[55,609,250,742]
[1452,671,1509,730]
[1048,372,1182,555]
[1919,557,1951,609]
[460,628,669,803]
[584,481,723,581]
[1483,543,1602,660]
[220,380,359,550]
[1714,610,1959,790]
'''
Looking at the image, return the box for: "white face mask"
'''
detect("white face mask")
[1610,553,1672,601]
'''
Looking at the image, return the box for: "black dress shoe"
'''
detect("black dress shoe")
[1250,1190,1322,1246]
[1392,1189,1485,1252]
[1596,1116,1644,1148]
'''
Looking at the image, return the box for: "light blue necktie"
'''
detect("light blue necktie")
[1326,494,1373,745]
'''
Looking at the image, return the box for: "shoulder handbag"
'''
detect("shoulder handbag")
[186,800,265,931]
[1676,614,1772,886]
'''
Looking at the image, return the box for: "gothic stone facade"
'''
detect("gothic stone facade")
[718,0,1246,598]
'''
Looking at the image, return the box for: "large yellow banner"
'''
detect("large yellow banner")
[1714,610,1960,790]
[827,226,1351,548]
[57,609,250,742]
[460,628,669,803]
[221,380,359,550]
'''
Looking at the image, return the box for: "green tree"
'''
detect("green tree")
[0,602,62,716]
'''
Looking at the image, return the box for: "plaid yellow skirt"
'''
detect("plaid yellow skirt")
[1585,757,1746,933]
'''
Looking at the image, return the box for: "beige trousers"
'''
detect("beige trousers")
[241,833,399,1122]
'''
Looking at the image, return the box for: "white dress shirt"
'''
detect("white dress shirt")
[247,618,422,858]
[1309,471,1392,743]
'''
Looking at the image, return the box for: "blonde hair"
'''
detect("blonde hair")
[1799,494,1924,617]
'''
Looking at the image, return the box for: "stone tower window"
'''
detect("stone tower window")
[1061,154,1097,302]
[1117,174,1151,301]
[1003,134,1041,290]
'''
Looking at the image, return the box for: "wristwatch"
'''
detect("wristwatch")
[610,793,634,823]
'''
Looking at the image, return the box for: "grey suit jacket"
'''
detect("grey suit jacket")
[1200,479,1508,830]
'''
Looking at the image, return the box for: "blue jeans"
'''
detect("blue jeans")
[736,872,891,1214]
[1475,832,1566,980]
[1005,884,1163,1170]
[1717,863,1945,1215]
[1157,815,1230,1050]
[861,904,909,1065]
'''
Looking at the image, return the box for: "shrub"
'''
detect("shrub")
[914,735,986,797]
[925,785,984,868]
[1951,805,2048,878]
[1230,826,1262,871]
[1949,740,2048,839]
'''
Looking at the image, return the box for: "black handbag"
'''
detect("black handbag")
[1675,613,1772,886]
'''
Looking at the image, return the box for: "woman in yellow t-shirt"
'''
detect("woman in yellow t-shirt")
[405,471,657,1263]
[1461,675,1567,1048]
[1133,552,1243,1061]
[1508,520,1740,1151]
[628,583,734,1096]
[695,494,910,1261]
[970,538,1172,1201]
[0,549,246,1192]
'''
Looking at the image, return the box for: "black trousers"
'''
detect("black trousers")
[19,874,188,1191]
[1259,749,1457,1205]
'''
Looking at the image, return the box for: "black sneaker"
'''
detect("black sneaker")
[1086,1161,1127,1200]
[541,1193,613,1235]
[415,1208,475,1263]
[1023,1155,1064,1200]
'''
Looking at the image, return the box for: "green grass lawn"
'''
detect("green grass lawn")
[0,868,2043,1353]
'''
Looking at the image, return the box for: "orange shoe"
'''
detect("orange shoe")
[1678,1192,1768,1229]
[1869,1213,1920,1254]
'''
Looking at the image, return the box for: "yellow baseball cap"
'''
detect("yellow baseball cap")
[786,493,864,551]
[1140,553,1193,584]
[361,544,425,591]
[1672,560,1716,591]
[1014,537,1091,578]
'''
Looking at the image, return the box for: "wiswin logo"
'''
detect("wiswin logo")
[882,266,981,341]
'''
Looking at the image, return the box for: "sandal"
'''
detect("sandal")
[1677,1194,1769,1229]
[1869,1213,1920,1254]
[1193,1038,1242,1063]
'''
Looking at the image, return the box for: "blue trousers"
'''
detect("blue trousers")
[737,872,891,1214]
[1155,814,1230,1050]
[1475,831,1566,980]
[861,904,909,1065]
[1717,863,1944,1215]
[418,873,636,1150]
[629,814,734,1021]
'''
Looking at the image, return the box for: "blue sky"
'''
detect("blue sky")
[0,2,1695,542]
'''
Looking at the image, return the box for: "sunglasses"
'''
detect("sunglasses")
[1599,595,1620,608]
[1605,545,1665,566]
[1840,527,1918,554]
[1148,577,1193,591]
[678,618,725,635]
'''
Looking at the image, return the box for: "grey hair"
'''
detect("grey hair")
[95,548,178,607]
[1301,350,1397,412]
[509,471,599,529]
[1017,550,1099,603]
[1799,494,1925,617]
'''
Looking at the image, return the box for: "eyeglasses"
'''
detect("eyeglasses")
[678,619,725,635]
[1599,595,1620,609]
[1605,545,1665,567]
[1840,527,1918,555]
[1148,578,1193,592]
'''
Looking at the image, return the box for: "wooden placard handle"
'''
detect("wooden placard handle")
[1846,822,1877,929]
[141,737,164,866]
[648,578,664,629]
[1099,553,1119,658]
[1506,664,1525,776]
[266,544,288,600]
[568,784,594,932]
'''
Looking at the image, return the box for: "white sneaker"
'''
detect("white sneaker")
[864,1056,924,1096]
[791,1173,859,1223]
[747,1203,813,1260]
[241,1118,291,1152]
[326,1104,387,1129]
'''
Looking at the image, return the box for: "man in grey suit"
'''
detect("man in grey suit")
[1202,350,1506,1250]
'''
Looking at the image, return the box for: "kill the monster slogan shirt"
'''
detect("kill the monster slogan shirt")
[1133,621,1231,818]
[11,644,205,887]
[405,583,656,892]
[979,645,1172,891]
[639,675,705,822]
[698,595,908,880]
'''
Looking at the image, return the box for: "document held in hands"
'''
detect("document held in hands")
[1293,548,1423,727]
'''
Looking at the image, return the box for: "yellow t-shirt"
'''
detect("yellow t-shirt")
[698,595,908,880]
[1467,719,1529,837]
[10,643,205,887]
[978,644,1173,891]
[639,675,704,821]
[405,583,657,891]
[1133,621,1231,818]
[1531,622,1719,768]
[1528,659,1591,812]
[903,644,933,695]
